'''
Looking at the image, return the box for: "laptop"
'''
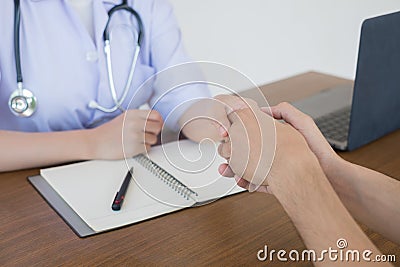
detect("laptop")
[293,11,400,151]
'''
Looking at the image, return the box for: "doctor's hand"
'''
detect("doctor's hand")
[88,110,163,160]
[213,95,260,138]
[179,95,259,143]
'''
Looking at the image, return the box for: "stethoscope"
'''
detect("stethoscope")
[9,0,144,117]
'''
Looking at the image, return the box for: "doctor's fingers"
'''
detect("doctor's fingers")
[137,109,163,122]
[219,158,271,194]
[144,132,158,145]
[121,137,151,157]
[218,141,231,159]
[233,176,270,194]
[218,164,270,193]
[123,128,158,149]
[214,95,259,136]
[123,115,162,134]
[214,95,259,115]
[123,129,156,145]
[144,120,163,135]
[124,109,163,124]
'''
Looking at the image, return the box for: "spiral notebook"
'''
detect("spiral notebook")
[28,140,245,237]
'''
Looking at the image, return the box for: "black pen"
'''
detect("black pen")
[112,167,133,211]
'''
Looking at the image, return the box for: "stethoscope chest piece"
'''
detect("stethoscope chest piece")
[11,0,37,118]
[8,86,37,117]
[10,0,142,117]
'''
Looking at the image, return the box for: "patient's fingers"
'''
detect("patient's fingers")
[218,163,235,177]
[263,102,334,162]
[269,102,312,128]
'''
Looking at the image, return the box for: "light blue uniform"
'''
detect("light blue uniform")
[0,0,209,132]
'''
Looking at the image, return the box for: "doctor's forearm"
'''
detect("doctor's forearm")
[0,110,163,172]
[180,120,220,142]
[179,109,220,142]
[0,130,93,172]
[178,99,227,142]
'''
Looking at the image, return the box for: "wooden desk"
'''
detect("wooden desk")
[1,72,399,266]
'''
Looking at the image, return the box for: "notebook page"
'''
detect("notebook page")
[147,140,245,203]
[41,159,195,232]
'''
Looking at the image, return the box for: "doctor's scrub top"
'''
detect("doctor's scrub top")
[0,0,210,132]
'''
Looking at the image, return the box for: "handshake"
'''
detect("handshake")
[212,95,400,263]
[213,94,336,195]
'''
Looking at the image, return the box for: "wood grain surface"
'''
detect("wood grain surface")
[1,72,398,266]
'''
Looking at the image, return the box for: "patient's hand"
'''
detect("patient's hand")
[213,95,260,137]
[263,102,344,181]
[217,99,321,194]
[218,163,271,193]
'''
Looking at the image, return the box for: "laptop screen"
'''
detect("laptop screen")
[348,11,400,150]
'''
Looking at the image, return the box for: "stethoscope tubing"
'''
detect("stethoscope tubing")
[14,0,23,87]
[92,2,144,113]
[90,42,141,113]
[11,0,144,117]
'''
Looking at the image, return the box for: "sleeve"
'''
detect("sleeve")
[148,0,211,131]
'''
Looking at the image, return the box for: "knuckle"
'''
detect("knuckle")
[303,114,315,125]
[133,132,143,140]
[223,144,231,157]
[217,144,224,155]
[156,121,163,131]
[218,143,230,158]
[150,135,157,144]
[280,102,291,109]
[245,98,257,107]
[151,110,162,119]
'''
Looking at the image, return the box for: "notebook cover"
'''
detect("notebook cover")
[28,175,96,237]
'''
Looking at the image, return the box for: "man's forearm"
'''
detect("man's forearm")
[271,159,388,266]
[327,159,400,245]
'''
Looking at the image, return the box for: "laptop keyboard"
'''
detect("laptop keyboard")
[314,106,351,143]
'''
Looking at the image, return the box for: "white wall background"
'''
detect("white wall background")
[169,0,400,91]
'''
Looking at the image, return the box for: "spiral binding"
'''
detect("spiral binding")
[134,154,198,201]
